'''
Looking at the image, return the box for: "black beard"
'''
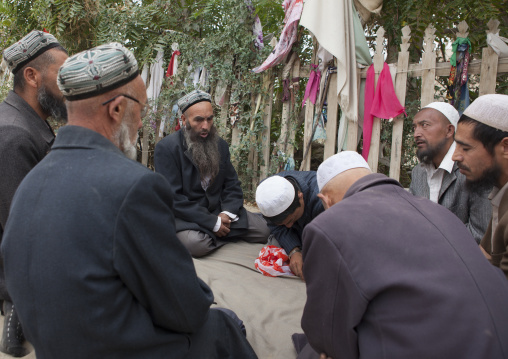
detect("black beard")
[183,123,220,183]
[416,137,449,165]
[38,85,67,122]
[464,162,500,193]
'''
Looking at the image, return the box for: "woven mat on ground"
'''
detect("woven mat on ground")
[193,241,306,359]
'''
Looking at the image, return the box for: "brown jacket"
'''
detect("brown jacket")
[481,188,508,279]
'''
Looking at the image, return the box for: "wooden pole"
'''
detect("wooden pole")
[420,24,437,107]
[479,19,500,96]
[367,27,386,172]
[389,25,411,181]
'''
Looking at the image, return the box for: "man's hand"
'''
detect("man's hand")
[290,251,304,280]
[218,213,231,228]
[480,244,492,260]
[214,214,231,237]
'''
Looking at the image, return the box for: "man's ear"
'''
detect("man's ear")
[23,67,40,89]
[446,124,455,138]
[317,193,331,210]
[180,114,187,127]
[106,96,126,125]
[500,137,508,160]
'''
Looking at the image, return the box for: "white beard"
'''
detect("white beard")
[115,120,138,161]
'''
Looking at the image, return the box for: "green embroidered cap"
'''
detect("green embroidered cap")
[3,30,61,74]
[57,42,139,101]
[177,90,212,114]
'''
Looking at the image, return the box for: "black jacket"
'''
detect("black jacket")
[155,129,248,238]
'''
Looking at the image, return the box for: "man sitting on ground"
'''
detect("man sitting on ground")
[300,151,508,359]
[1,43,257,359]
[410,101,491,243]
[453,94,508,279]
[154,90,269,257]
[255,171,324,279]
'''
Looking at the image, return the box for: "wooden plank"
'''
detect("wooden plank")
[259,74,274,181]
[420,24,437,107]
[302,100,314,171]
[389,25,411,181]
[479,20,501,96]
[357,57,508,79]
[141,127,149,166]
[286,57,301,158]
[345,68,361,151]
[324,72,338,159]
[367,27,385,172]
[218,84,231,139]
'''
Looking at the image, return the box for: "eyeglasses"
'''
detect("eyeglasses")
[102,94,149,117]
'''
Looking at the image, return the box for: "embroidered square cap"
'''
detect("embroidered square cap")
[462,94,508,132]
[256,176,295,217]
[317,151,371,191]
[177,90,212,114]
[3,30,61,74]
[57,42,139,101]
[423,102,459,129]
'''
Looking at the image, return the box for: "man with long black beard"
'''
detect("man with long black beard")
[453,94,508,280]
[0,30,67,357]
[409,102,491,243]
[155,90,269,257]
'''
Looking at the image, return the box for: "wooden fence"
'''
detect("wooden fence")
[214,19,507,189]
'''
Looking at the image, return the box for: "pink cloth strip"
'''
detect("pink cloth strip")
[362,63,406,160]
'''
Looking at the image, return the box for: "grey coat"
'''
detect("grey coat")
[0,90,54,300]
[302,174,508,359]
[409,162,491,243]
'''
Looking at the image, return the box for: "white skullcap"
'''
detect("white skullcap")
[317,151,370,192]
[463,94,508,132]
[256,176,295,217]
[422,102,459,129]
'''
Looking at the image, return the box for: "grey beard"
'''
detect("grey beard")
[38,85,67,122]
[183,126,220,183]
[114,117,138,161]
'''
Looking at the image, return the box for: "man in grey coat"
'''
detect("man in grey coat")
[1,43,257,359]
[300,151,508,359]
[409,102,491,243]
[0,30,68,357]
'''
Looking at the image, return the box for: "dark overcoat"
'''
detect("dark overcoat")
[302,173,508,359]
[1,126,255,359]
[154,129,247,239]
[267,171,324,253]
[0,90,54,300]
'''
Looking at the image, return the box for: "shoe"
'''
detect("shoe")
[0,302,29,357]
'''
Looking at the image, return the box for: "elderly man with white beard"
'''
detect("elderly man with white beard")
[1,43,258,359]
[155,90,270,257]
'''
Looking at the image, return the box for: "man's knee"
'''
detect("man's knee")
[176,230,216,257]
[245,212,270,243]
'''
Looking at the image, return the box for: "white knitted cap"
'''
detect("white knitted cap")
[463,94,508,132]
[422,102,459,129]
[317,151,370,192]
[256,176,295,217]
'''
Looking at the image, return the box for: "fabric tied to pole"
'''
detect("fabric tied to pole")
[252,0,303,73]
[302,64,320,108]
[362,63,406,160]
[447,37,470,115]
